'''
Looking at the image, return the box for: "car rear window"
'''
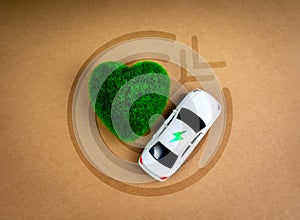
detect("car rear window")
[149,142,178,169]
[177,108,206,132]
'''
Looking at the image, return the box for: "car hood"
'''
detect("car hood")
[184,91,220,125]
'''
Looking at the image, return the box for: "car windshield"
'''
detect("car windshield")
[149,142,178,169]
[177,108,206,132]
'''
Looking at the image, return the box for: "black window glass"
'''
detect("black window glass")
[177,108,206,132]
[149,142,178,168]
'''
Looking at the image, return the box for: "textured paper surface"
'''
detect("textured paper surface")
[0,0,299,219]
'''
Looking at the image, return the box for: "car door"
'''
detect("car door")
[179,133,205,165]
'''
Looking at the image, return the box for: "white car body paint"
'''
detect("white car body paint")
[138,89,222,181]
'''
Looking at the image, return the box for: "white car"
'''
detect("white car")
[138,89,221,181]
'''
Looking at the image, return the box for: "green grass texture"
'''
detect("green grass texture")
[89,61,170,142]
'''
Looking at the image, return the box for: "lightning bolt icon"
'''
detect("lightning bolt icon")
[170,131,187,143]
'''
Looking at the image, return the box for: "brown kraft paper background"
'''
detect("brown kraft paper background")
[0,0,299,219]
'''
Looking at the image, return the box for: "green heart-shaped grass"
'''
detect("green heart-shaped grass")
[89,61,170,142]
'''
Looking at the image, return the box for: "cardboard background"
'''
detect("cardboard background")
[0,0,299,219]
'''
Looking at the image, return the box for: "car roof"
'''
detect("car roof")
[157,118,196,155]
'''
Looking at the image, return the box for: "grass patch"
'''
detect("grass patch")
[89,61,170,142]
